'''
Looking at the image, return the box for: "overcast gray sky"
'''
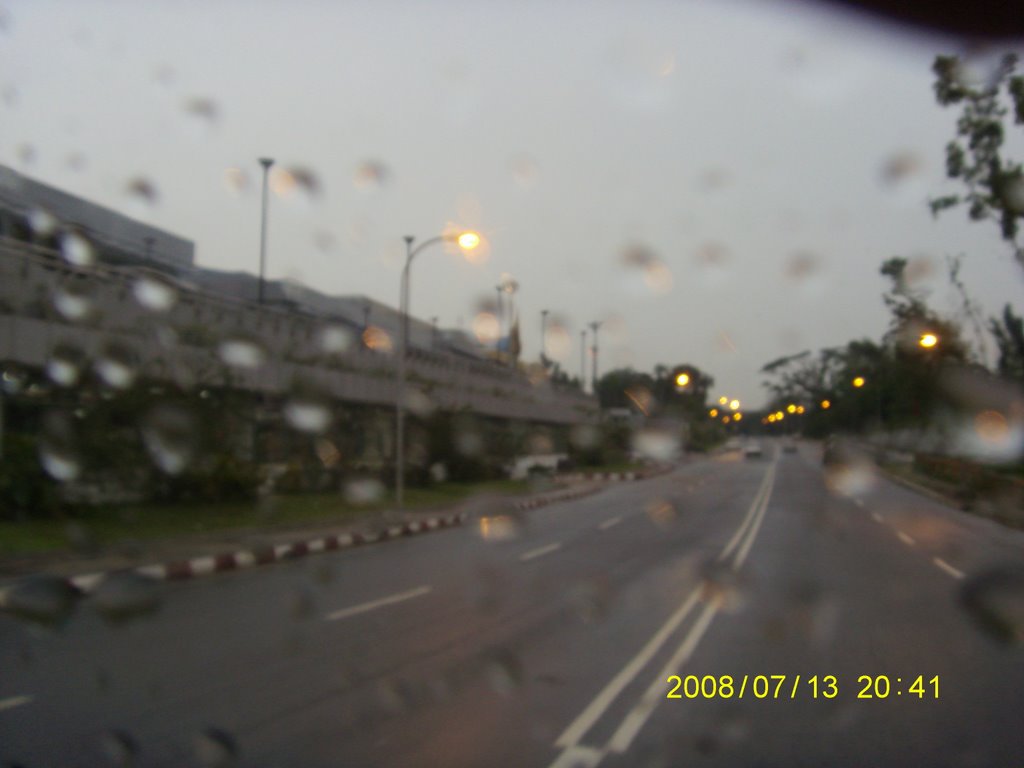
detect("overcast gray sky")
[2,0,1022,409]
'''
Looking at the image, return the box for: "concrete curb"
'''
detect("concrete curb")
[0,467,676,601]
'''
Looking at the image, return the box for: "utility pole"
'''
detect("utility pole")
[589,321,601,393]
[580,328,587,389]
[540,309,549,364]
[257,157,274,304]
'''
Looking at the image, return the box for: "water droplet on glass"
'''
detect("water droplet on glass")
[2,575,80,627]
[16,143,35,166]
[125,177,159,208]
[429,462,448,483]
[39,442,80,481]
[699,559,747,612]
[96,729,139,767]
[478,514,522,542]
[314,230,336,253]
[353,160,389,190]
[45,348,82,387]
[509,154,539,188]
[223,166,249,196]
[52,285,92,321]
[320,325,354,354]
[95,345,137,390]
[960,566,1024,645]
[632,427,681,462]
[183,96,219,133]
[344,477,385,505]
[132,275,177,311]
[2,367,26,395]
[824,455,877,497]
[362,325,392,353]
[484,648,523,695]
[455,428,483,456]
[405,388,435,417]
[140,403,196,475]
[27,207,58,237]
[880,150,924,186]
[565,577,612,623]
[218,338,265,369]
[271,166,321,205]
[645,497,677,529]
[92,571,161,624]
[193,727,239,768]
[283,399,331,434]
[472,312,500,344]
[59,230,95,267]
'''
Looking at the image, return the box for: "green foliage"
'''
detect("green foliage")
[990,304,1024,382]
[931,53,1024,267]
[0,433,62,521]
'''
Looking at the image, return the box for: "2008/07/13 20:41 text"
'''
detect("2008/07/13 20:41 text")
[666,675,940,700]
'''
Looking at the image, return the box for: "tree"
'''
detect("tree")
[990,304,1024,382]
[930,53,1024,268]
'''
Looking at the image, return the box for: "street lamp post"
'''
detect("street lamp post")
[580,328,587,388]
[395,230,480,509]
[257,157,274,305]
[589,321,601,393]
[540,309,549,365]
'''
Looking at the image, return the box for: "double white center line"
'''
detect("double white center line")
[549,462,777,768]
[325,585,432,622]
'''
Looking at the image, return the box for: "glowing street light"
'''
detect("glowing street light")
[396,229,483,509]
[786,404,796,414]
[796,405,805,414]
[718,396,728,406]
[919,333,939,349]
[709,408,719,418]
[734,413,743,422]
[729,399,740,411]
[675,372,690,388]
[852,376,866,388]
[821,399,831,409]
[775,411,784,420]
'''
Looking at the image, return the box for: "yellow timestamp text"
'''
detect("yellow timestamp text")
[666,674,940,700]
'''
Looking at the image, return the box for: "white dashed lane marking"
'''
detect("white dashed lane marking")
[598,517,623,531]
[0,695,32,713]
[325,585,432,622]
[897,531,915,546]
[519,543,562,562]
[933,557,965,580]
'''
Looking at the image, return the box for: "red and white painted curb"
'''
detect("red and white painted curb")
[0,466,676,601]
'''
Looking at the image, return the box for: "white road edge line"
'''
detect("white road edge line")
[520,543,562,562]
[871,511,884,523]
[552,461,777,757]
[324,585,432,622]
[0,695,33,713]
[897,531,915,546]
[933,557,965,580]
[598,517,623,531]
[854,499,865,508]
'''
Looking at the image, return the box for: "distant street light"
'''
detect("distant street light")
[919,332,939,348]
[395,230,481,509]
[729,399,740,411]
[675,372,690,388]
[852,376,866,388]
[257,157,274,304]
[821,399,831,409]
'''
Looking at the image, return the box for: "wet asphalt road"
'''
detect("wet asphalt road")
[1,442,1022,767]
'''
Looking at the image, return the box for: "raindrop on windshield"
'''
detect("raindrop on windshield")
[194,727,239,768]
[27,207,58,237]
[140,403,197,475]
[960,566,1024,645]
[353,160,390,190]
[222,166,249,196]
[91,572,161,624]
[283,398,332,434]
[95,729,139,767]
[183,96,219,133]
[124,176,159,208]
[320,324,354,354]
[39,442,80,482]
[272,165,322,205]
[59,230,96,267]
[218,338,266,369]
[52,285,92,321]
[132,275,177,312]
[95,345,137,390]
[1,575,80,628]
[45,346,83,387]
[344,477,385,505]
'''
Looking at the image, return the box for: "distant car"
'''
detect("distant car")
[743,441,763,458]
[782,439,798,453]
